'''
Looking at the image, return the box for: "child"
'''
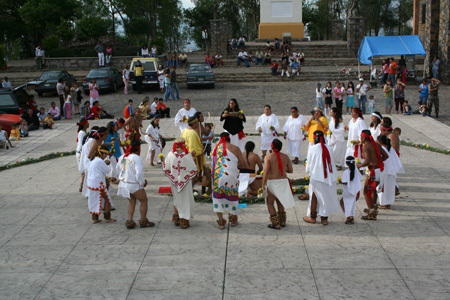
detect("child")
[419,101,429,116]
[123,99,133,119]
[37,107,46,126]
[9,124,20,141]
[163,138,198,229]
[43,113,54,129]
[81,101,90,120]
[64,87,72,119]
[402,100,412,115]
[202,123,214,158]
[87,144,116,224]
[394,127,402,142]
[19,119,29,137]
[368,95,375,114]
[0,124,15,149]
[157,98,170,118]
[339,156,363,224]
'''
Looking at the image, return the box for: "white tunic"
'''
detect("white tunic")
[282,115,307,158]
[87,157,111,214]
[370,125,381,142]
[174,108,197,133]
[378,146,404,206]
[306,143,339,217]
[345,117,367,160]
[341,167,363,217]
[328,118,346,167]
[256,113,280,151]
[116,154,146,198]
[76,130,86,168]
[145,124,162,160]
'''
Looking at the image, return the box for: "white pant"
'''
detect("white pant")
[98,53,105,66]
[281,70,290,77]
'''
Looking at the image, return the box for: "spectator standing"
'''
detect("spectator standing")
[156,64,165,93]
[316,83,324,110]
[381,59,389,84]
[323,81,333,116]
[94,41,105,67]
[333,81,343,112]
[356,78,370,114]
[105,46,112,65]
[56,78,65,114]
[71,82,82,115]
[2,76,12,89]
[64,86,72,119]
[122,65,130,95]
[394,78,406,114]
[171,66,180,99]
[368,95,375,114]
[35,45,44,69]
[150,45,158,58]
[134,60,144,94]
[428,77,440,118]
[346,81,355,114]
[388,58,398,86]
[141,46,149,57]
[163,68,176,101]
[89,79,100,107]
[383,79,394,115]
[431,56,440,79]
[418,79,429,105]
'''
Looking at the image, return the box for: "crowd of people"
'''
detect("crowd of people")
[75,96,405,230]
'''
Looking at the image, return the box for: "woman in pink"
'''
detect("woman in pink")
[89,79,100,107]
[64,86,72,119]
[122,65,130,95]
[381,59,389,84]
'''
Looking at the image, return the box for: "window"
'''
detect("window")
[421,4,426,24]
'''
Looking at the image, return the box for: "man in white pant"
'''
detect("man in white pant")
[95,41,105,67]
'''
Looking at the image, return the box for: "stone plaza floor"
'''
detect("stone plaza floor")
[0,112,449,299]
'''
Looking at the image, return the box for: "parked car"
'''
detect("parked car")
[129,57,160,91]
[82,67,123,95]
[34,70,76,97]
[0,85,34,134]
[186,64,215,89]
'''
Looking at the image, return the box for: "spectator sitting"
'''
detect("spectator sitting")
[88,101,114,119]
[215,52,224,67]
[238,36,246,49]
[20,119,29,137]
[298,49,305,63]
[151,44,158,58]
[170,52,179,67]
[291,59,301,76]
[141,46,149,57]
[237,49,250,67]
[26,95,38,112]
[280,59,290,78]
[231,38,238,49]
[274,38,280,51]
[270,61,280,76]
[48,101,61,120]
[0,124,15,149]
[139,97,151,119]
[266,41,274,51]
[2,76,12,89]
[179,51,188,67]
[157,98,170,118]
[81,100,91,120]
[419,101,429,116]
[205,53,214,67]
[280,51,288,63]
[255,50,265,65]
[9,123,20,141]
[43,113,54,129]
[37,107,46,126]
[150,97,158,118]
[402,100,412,115]
[22,108,40,131]
[264,51,272,64]
[282,39,290,52]
[247,51,254,64]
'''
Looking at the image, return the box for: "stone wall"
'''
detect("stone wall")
[331,20,344,41]
[210,19,232,56]
[347,17,365,57]
[43,56,165,70]
[438,0,449,81]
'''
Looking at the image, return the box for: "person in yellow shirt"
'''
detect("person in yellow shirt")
[133,60,144,94]
[181,116,204,177]
[9,123,20,141]
[305,107,328,146]
[43,113,54,129]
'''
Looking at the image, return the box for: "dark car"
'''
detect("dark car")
[34,70,76,97]
[82,67,123,95]
[186,64,215,89]
[0,85,34,134]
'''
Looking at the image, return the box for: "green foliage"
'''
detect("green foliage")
[57,20,75,44]
[183,0,215,48]
[0,45,6,68]
[0,151,76,172]
[150,38,165,55]
[76,16,110,42]
[42,35,60,50]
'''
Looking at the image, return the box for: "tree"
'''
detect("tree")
[76,16,111,42]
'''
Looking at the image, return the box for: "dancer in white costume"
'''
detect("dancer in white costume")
[174,99,197,133]
[76,118,89,192]
[328,107,346,168]
[345,108,367,162]
[339,156,363,224]
[163,138,198,229]
[145,116,163,166]
[282,106,307,164]
[256,105,280,159]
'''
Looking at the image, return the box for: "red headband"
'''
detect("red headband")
[116,120,124,125]
[183,99,190,104]
[77,119,88,127]
[380,125,392,131]
[94,132,102,139]
[271,142,283,176]
[173,142,188,154]
[360,133,384,172]
[124,145,140,157]
[314,134,333,178]
[352,108,364,120]
[291,109,298,112]
[213,137,228,156]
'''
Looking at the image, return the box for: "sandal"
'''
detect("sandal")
[379,205,390,209]
[217,219,227,229]
[180,218,190,229]
[298,194,309,201]
[172,213,180,226]
[321,217,328,226]
[278,212,286,227]
[360,214,377,220]
[92,214,102,224]
[228,214,239,227]
[103,212,116,223]
[139,218,155,228]
[126,220,136,229]
[268,214,280,230]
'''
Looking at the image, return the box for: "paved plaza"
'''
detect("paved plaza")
[1,84,450,299]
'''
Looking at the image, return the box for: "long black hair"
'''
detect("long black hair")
[331,107,342,129]
[226,98,240,112]
[92,127,107,140]
[151,116,160,129]
[377,134,391,151]
[346,156,356,181]
[370,111,383,128]
[106,121,115,135]
[82,126,99,145]
[244,141,255,164]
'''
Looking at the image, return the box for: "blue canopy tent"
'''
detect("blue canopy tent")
[357,35,426,81]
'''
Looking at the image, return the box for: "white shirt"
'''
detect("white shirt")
[87,157,110,187]
[256,114,280,136]
[174,108,197,132]
[370,125,381,142]
[238,51,248,59]
[342,168,363,196]
[35,48,43,56]
[215,54,222,59]
[151,47,157,54]
[316,89,323,98]
[328,119,345,143]
[2,81,12,89]
[150,102,158,114]
[141,48,149,56]
[306,143,337,186]
[357,83,368,96]
[0,130,7,142]
[347,118,367,147]
[116,154,145,187]
[145,124,160,141]
[282,115,308,140]
[76,131,86,153]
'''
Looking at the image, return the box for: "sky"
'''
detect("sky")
[181,0,195,9]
